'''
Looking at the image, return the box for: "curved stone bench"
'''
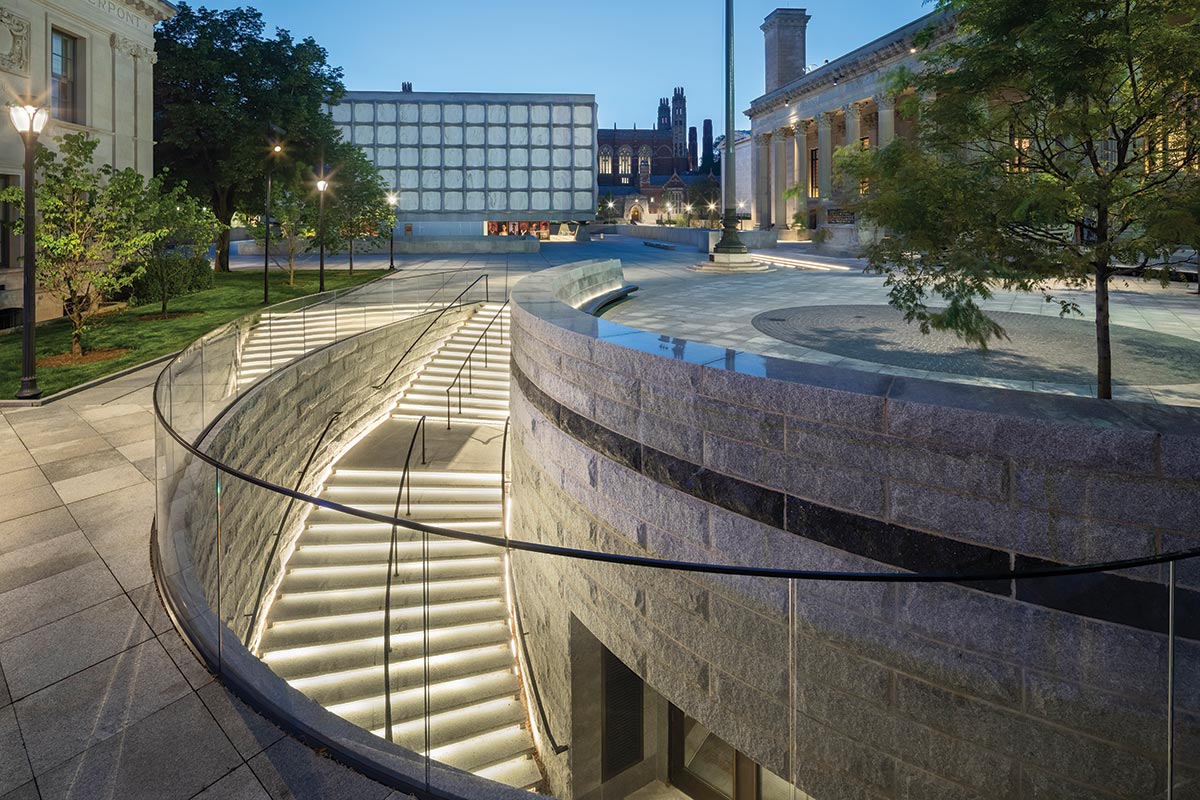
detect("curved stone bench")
[507,259,1200,799]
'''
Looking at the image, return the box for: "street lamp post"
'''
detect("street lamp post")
[263,141,282,305]
[713,0,748,256]
[317,178,328,293]
[387,193,397,269]
[9,104,48,400]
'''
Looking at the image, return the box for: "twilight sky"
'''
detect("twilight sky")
[184,1,931,134]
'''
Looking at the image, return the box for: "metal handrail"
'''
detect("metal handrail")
[374,274,489,391]
[244,411,343,649]
[500,416,569,754]
[444,300,509,429]
[383,414,428,743]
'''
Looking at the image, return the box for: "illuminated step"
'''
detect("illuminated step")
[260,598,506,650]
[331,469,502,485]
[401,394,512,412]
[288,643,515,707]
[408,380,510,399]
[410,370,510,389]
[427,724,535,775]
[302,522,503,547]
[280,555,501,592]
[261,621,511,679]
[391,413,510,428]
[382,696,528,754]
[307,503,502,526]
[268,577,504,621]
[321,484,501,502]
[393,403,509,419]
[328,668,519,729]
[288,538,497,568]
[476,755,542,791]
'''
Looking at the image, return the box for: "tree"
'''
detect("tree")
[322,142,390,273]
[840,0,1200,399]
[139,175,222,316]
[246,164,317,285]
[0,133,164,356]
[686,176,722,227]
[154,4,344,272]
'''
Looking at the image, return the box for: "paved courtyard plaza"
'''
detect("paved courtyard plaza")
[2,235,1199,799]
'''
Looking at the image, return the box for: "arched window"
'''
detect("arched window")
[638,145,652,176]
[599,146,613,175]
[618,146,633,185]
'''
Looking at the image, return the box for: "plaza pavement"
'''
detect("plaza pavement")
[2,236,1199,800]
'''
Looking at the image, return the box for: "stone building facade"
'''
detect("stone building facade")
[331,90,598,238]
[746,8,952,250]
[0,0,175,328]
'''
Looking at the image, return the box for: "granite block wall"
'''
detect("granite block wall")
[508,261,1200,799]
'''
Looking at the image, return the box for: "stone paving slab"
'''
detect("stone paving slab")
[0,356,402,800]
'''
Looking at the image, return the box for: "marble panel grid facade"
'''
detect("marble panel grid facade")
[331,91,598,223]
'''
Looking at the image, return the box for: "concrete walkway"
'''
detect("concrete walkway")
[0,364,404,800]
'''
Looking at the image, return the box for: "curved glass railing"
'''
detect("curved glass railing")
[153,266,1200,800]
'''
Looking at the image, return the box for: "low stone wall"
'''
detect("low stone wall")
[394,236,539,255]
[508,260,1200,799]
[592,224,779,253]
[189,304,477,642]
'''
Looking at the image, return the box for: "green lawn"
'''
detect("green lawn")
[1,269,388,399]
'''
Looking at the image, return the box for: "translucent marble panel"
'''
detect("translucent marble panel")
[573,105,593,125]
[552,191,572,209]
[466,191,485,210]
[465,104,485,123]
[509,149,529,168]
[531,127,550,146]
[531,149,550,167]
[422,126,441,145]
[399,126,418,145]
[573,127,593,147]
[377,103,397,123]
[552,148,571,167]
[422,148,441,167]
[354,125,374,144]
[573,148,593,168]
[531,191,550,210]
[421,192,441,211]
[444,126,463,145]
[531,170,550,189]
[488,169,506,188]
[552,169,571,189]
[465,169,485,189]
[510,128,529,146]
[573,169,593,189]
[465,148,485,167]
[399,149,419,167]
[377,126,397,145]
[332,105,351,122]
[531,105,550,124]
[509,191,529,211]
[399,191,419,210]
[420,104,441,123]
[399,169,418,187]
[509,171,529,189]
[398,103,419,123]
[509,105,529,124]
[552,127,570,147]
[443,170,464,189]
[443,191,464,210]
[487,148,507,167]
[443,104,463,123]
[354,103,374,122]
[488,126,507,146]
[574,191,593,209]
[377,149,397,167]
[444,149,464,167]
[487,191,507,210]
[465,126,485,146]
[487,105,506,124]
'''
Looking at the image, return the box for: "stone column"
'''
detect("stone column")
[876,94,896,147]
[753,132,772,229]
[816,112,834,200]
[792,119,811,217]
[773,127,791,229]
[845,102,864,150]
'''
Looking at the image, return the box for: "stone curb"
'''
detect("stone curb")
[0,349,179,408]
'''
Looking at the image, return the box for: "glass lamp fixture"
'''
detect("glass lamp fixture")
[9,105,48,135]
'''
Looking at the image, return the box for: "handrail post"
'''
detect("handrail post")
[1168,559,1176,799]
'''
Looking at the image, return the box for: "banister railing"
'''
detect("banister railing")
[374,274,489,391]
[444,299,508,429]
[384,414,428,745]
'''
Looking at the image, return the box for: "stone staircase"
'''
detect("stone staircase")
[236,301,429,390]
[256,303,541,790]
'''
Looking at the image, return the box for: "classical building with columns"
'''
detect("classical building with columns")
[0,0,176,328]
[746,8,952,250]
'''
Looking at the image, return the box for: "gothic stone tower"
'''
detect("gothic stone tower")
[688,126,698,172]
[701,118,714,172]
[658,97,671,131]
[671,87,687,167]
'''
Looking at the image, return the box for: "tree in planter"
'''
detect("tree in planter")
[137,175,222,316]
[687,176,722,228]
[839,0,1200,399]
[0,133,164,357]
[154,3,344,272]
[323,142,390,273]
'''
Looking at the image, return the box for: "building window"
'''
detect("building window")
[859,136,871,150]
[599,147,612,175]
[618,148,632,175]
[51,30,82,124]
[638,146,651,176]
[809,148,819,197]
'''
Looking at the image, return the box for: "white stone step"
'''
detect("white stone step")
[331,470,502,486]
[378,696,527,755]
[287,643,515,707]
[302,521,503,546]
[321,485,501,503]
[269,576,504,621]
[287,538,497,567]
[331,669,519,732]
[394,403,509,420]
[308,502,502,525]
[476,755,542,790]
[278,555,502,592]
[261,597,506,649]
[262,620,512,679]
[427,724,534,774]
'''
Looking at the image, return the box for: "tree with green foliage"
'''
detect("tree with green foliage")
[321,142,390,273]
[137,175,222,316]
[154,3,344,272]
[246,164,318,285]
[840,0,1200,399]
[0,133,165,357]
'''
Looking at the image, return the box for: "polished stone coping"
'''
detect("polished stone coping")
[510,262,1200,437]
